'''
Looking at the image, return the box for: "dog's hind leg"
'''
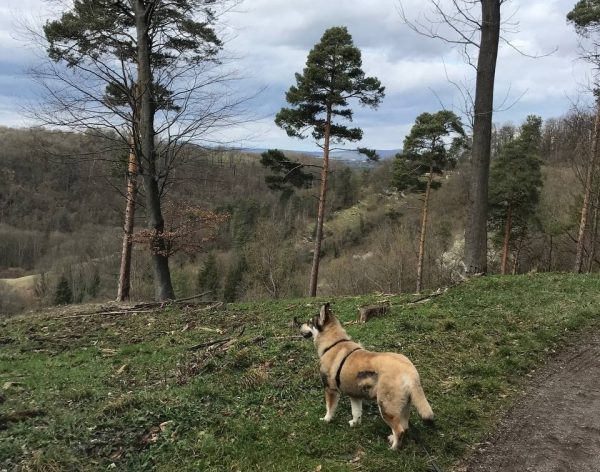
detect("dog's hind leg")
[320,388,339,423]
[378,402,405,450]
[378,387,411,450]
[349,397,362,427]
[400,400,411,432]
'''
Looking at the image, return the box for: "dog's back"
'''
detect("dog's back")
[352,351,434,422]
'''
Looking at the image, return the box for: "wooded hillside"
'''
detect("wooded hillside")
[0,111,593,314]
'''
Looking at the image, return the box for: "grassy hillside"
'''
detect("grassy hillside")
[2,274,600,471]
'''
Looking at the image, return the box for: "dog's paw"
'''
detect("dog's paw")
[320,416,332,423]
[349,418,361,427]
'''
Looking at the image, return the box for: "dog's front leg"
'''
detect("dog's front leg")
[349,397,362,427]
[320,388,339,423]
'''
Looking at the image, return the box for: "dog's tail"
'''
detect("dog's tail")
[411,380,434,422]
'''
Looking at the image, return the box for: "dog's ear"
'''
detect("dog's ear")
[319,303,332,325]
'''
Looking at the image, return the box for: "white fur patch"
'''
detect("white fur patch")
[299,323,319,339]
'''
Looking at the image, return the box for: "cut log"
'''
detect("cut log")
[357,302,390,323]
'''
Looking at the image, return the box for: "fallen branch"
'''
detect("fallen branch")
[129,300,220,309]
[173,291,212,303]
[188,337,231,351]
[198,302,224,311]
[188,326,245,351]
[408,288,448,305]
[66,310,155,318]
[127,301,168,310]
[183,325,223,334]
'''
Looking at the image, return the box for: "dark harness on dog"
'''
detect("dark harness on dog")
[320,338,351,357]
[319,338,362,389]
[335,347,362,389]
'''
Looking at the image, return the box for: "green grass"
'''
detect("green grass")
[1,274,600,471]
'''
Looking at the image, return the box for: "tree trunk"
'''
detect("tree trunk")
[586,188,600,273]
[416,164,434,293]
[511,237,523,275]
[308,109,332,297]
[500,204,512,275]
[134,1,175,301]
[117,138,137,301]
[575,99,600,273]
[547,234,553,272]
[464,0,501,275]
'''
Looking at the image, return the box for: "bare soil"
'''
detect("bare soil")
[463,331,600,472]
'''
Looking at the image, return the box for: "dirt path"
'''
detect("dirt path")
[464,331,600,472]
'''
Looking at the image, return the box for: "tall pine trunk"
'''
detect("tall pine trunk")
[464,0,501,275]
[574,98,600,273]
[500,204,512,275]
[117,138,137,301]
[416,163,434,293]
[134,1,175,301]
[309,109,332,297]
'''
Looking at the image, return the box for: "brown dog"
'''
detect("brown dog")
[295,303,434,450]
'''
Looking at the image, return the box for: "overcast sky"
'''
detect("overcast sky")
[0,0,594,151]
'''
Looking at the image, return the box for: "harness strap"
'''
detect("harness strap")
[335,347,362,389]
[320,338,351,357]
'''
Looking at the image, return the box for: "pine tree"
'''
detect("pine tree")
[223,254,247,302]
[392,110,465,293]
[54,275,73,305]
[260,149,313,194]
[275,26,385,297]
[197,253,220,295]
[489,116,543,274]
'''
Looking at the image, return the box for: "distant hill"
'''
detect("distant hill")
[244,147,400,163]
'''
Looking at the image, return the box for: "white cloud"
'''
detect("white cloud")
[0,0,595,150]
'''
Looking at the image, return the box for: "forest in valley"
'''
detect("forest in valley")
[0,109,594,314]
[1,0,600,314]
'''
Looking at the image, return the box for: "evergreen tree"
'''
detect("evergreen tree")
[260,149,314,195]
[489,115,544,274]
[87,268,101,299]
[223,254,247,302]
[54,275,73,305]
[275,26,385,296]
[392,110,465,293]
[197,252,220,295]
[230,201,260,249]
[332,167,357,209]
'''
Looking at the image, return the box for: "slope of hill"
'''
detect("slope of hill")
[2,274,599,471]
